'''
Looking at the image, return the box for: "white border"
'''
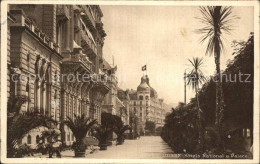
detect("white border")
[1,0,259,163]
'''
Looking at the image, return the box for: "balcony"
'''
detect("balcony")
[81,31,97,57]
[80,5,96,31]
[61,47,94,75]
[96,20,106,38]
[90,75,110,98]
[70,51,92,72]
[9,10,60,54]
[57,5,70,21]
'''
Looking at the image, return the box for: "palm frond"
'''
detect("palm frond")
[62,114,97,142]
[186,57,206,90]
[196,6,238,56]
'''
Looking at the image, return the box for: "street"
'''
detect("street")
[60,136,175,159]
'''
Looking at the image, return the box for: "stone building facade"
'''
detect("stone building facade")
[128,75,167,129]
[101,60,129,125]
[7,5,110,146]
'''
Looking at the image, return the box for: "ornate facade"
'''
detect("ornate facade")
[7,5,109,146]
[128,75,167,128]
[101,60,129,125]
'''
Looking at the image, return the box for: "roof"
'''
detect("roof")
[117,89,129,101]
[129,92,137,100]
[137,76,150,92]
[102,59,112,70]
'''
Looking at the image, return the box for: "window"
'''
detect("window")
[36,135,40,144]
[26,78,30,112]
[27,135,32,144]
[146,101,148,106]
[54,90,57,120]
[145,96,149,100]
[134,107,136,113]
[54,71,58,83]
[139,95,143,100]
[67,133,70,141]
[140,101,142,105]
[134,101,136,106]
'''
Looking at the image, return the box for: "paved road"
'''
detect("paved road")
[83,136,174,159]
[33,136,175,158]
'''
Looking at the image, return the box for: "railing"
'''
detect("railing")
[80,5,96,28]
[70,53,92,71]
[10,10,59,53]
[81,31,97,55]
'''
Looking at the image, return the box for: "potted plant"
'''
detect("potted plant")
[37,128,62,158]
[92,125,113,150]
[63,114,97,157]
[114,124,131,145]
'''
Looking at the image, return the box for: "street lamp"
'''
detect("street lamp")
[184,68,190,105]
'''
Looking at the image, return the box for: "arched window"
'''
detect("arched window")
[36,135,40,144]
[27,135,32,144]
[145,96,149,100]
[139,95,143,100]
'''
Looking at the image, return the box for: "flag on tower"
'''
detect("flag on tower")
[142,65,147,71]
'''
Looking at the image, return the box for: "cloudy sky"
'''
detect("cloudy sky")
[100,6,254,105]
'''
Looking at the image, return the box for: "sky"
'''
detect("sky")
[100,6,254,105]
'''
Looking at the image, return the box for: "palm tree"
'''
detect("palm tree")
[115,125,131,145]
[186,57,206,149]
[92,125,114,150]
[7,95,56,157]
[63,114,97,157]
[37,128,62,158]
[196,6,238,151]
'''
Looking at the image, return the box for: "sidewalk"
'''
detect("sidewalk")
[29,136,175,159]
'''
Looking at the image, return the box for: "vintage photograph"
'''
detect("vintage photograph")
[1,0,259,163]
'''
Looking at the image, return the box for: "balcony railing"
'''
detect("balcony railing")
[80,5,96,29]
[70,52,92,71]
[9,10,59,53]
[81,31,97,55]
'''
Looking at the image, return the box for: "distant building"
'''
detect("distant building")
[128,75,167,130]
[101,60,129,125]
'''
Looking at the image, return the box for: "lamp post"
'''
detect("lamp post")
[184,68,189,105]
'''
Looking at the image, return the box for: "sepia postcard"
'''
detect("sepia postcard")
[0,0,259,163]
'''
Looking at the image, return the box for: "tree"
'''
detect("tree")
[145,121,156,134]
[63,114,97,157]
[186,57,206,148]
[161,103,199,153]
[92,113,117,150]
[7,95,56,157]
[129,112,141,139]
[196,6,238,151]
[112,115,131,145]
[37,128,62,158]
[115,125,131,145]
